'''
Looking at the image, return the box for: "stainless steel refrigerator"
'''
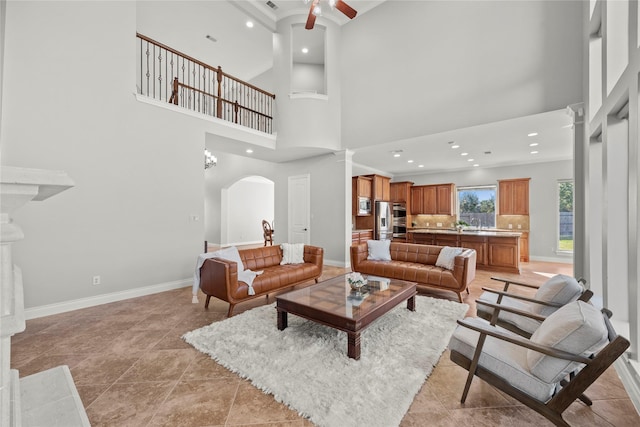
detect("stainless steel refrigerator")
[374,201,393,240]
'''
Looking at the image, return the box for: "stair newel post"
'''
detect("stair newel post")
[234,101,239,125]
[216,66,223,119]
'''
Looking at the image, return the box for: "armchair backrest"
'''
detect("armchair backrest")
[533,274,585,316]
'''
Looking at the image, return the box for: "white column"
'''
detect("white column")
[0,166,89,427]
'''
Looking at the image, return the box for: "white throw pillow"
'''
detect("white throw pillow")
[280,243,305,265]
[435,246,463,270]
[212,246,244,271]
[528,301,608,384]
[367,239,391,261]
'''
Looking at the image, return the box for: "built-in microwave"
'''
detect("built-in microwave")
[358,197,371,215]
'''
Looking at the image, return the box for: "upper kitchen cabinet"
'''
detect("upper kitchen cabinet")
[498,178,530,215]
[410,184,455,215]
[353,176,372,198]
[390,181,413,203]
[365,174,391,201]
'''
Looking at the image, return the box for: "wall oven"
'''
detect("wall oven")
[392,203,407,239]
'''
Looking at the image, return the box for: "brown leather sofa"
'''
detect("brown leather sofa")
[350,242,476,302]
[199,244,324,316]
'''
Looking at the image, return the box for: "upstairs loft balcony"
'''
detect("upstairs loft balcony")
[136,33,275,134]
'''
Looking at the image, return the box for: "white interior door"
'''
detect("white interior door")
[288,174,310,244]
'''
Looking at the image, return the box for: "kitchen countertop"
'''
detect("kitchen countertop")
[408,228,523,237]
[352,229,373,232]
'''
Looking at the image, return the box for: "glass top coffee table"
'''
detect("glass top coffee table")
[276,274,417,360]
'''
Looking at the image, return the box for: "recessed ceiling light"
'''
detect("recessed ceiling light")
[473,164,479,167]
[418,164,424,168]
[246,149,253,154]
[451,145,460,149]
[393,153,401,158]
[246,21,254,28]
[407,160,414,163]
[461,152,468,156]
[467,158,474,162]
[302,47,309,54]
[530,150,538,154]
[529,142,539,147]
[528,132,538,137]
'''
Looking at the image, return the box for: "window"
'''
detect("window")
[558,180,574,252]
[457,186,496,228]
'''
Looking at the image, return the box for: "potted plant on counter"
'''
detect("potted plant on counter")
[455,220,469,233]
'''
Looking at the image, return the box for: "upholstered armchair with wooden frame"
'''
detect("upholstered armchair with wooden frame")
[476,275,593,338]
[449,300,630,427]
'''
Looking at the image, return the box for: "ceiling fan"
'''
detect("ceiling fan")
[305,0,358,30]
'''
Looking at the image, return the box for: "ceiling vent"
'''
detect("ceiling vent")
[266,1,278,9]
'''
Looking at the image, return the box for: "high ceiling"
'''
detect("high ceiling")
[191,1,576,176]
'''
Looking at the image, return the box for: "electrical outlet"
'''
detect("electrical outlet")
[92,276,101,285]
[517,224,522,229]
[508,224,513,229]
[436,222,442,227]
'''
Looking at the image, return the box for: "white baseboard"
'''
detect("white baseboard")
[324,258,350,268]
[614,355,640,416]
[24,279,193,320]
[529,255,573,264]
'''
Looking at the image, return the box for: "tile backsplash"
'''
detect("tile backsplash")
[411,214,457,228]
[496,215,529,231]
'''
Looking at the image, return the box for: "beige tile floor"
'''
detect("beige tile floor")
[11,260,640,426]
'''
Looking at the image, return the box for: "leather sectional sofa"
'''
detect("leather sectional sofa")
[350,242,477,302]
[199,244,324,316]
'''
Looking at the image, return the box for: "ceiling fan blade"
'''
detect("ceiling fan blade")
[305,0,320,30]
[335,0,357,19]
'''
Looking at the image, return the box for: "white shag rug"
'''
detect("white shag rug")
[183,295,468,427]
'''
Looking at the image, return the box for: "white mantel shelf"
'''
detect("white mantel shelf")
[1,166,89,427]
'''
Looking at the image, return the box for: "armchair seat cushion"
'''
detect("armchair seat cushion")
[449,317,557,402]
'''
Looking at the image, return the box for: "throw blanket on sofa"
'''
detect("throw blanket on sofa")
[192,252,260,303]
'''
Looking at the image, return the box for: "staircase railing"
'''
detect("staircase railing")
[136,33,276,134]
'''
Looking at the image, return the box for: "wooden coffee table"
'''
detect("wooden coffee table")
[276,274,417,360]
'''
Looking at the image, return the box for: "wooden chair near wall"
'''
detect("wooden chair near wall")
[262,220,274,246]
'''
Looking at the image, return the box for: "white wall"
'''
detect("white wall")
[340,0,583,148]
[291,63,324,94]
[0,1,210,308]
[204,150,350,266]
[225,177,274,245]
[400,159,574,262]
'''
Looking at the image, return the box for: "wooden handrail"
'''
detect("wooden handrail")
[137,33,276,134]
[136,33,275,99]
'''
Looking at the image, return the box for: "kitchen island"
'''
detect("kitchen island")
[408,228,522,274]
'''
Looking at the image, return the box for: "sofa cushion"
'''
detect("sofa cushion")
[528,301,608,384]
[533,274,584,316]
[281,243,305,265]
[367,239,391,261]
[435,246,462,270]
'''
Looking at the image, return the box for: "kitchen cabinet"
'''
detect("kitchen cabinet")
[351,230,373,245]
[407,230,520,273]
[488,236,520,271]
[410,184,455,215]
[499,178,530,215]
[353,176,372,198]
[365,174,391,201]
[460,235,488,267]
[352,176,372,216]
[519,231,529,262]
[390,181,413,203]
